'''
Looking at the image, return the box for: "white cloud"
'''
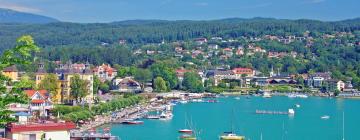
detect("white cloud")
[0,1,42,13]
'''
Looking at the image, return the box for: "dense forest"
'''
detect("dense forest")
[1,18,360,52]
[2,18,360,90]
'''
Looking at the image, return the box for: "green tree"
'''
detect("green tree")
[38,74,59,102]
[13,75,35,90]
[154,77,167,92]
[0,35,39,127]
[151,63,178,89]
[182,72,204,93]
[70,74,89,102]
[334,89,340,96]
[134,68,152,89]
[93,76,101,94]
[99,82,110,93]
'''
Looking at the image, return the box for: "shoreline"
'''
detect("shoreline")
[71,91,360,135]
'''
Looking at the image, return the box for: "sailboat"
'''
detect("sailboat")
[219,110,245,140]
[179,114,197,140]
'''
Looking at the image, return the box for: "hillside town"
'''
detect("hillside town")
[1,31,360,140]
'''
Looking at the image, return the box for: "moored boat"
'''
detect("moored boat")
[178,129,193,133]
[288,109,295,115]
[220,132,245,140]
[207,99,218,103]
[159,111,173,120]
[180,134,197,140]
[122,120,144,125]
[263,92,272,98]
[321,115,330,119]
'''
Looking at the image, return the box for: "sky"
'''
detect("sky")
[0,0,359,23]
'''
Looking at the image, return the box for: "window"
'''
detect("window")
[29,134,36,140]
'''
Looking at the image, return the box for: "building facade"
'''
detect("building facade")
[5,122,75,140]
[35,61,94,104]
[93,64,117,82]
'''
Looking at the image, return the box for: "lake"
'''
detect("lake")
[107,96,360,140]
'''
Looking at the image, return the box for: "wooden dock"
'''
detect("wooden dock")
[255,110,289,115]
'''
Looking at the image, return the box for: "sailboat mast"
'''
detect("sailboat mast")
[342,111,345,140]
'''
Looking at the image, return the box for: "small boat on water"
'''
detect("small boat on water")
[122,120,144,125]
[288,109,295,115]
[207,99,218,103]
[220,109,245,140]
[235,97,241,100]
[295,104,301,108]
[159,111,173,120]
[192,99,204,103]
[263,92,272,98]
[179,100,188,104]
[179,134,196,140]
[220,132,245,140]
[178,129,193,134]
[296,94,308,98]
[288,94,297,98]
[321,115,330,120]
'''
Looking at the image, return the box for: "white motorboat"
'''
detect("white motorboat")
[296,94,308,98]
[288,94,297,98]
[321,115,330,120]
[295,104,301,108]
[288,109,295,115]
[263,92,272,98]
[159,111,173,120]
[235,97,241,100]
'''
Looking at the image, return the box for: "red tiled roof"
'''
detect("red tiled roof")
[24,90,48,98]
[3,65,18,72]
[7,122,76,133]
[232,68,253,75]
[223,48,232,51]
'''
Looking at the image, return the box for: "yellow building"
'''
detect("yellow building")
[35,61,94,104]
[2,65,19,82]
[35,63,47,85]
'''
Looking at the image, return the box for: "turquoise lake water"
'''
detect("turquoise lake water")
[106,96,360,140]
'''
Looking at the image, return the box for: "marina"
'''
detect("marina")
[106,96,360,140]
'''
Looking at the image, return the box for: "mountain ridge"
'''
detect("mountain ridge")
[0,8,59,24]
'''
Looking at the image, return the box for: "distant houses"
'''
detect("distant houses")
[2,65,18,82]
[112,77,142,93]
[8,90,53,117]
[195,38,207,45]
[93,63,117,82]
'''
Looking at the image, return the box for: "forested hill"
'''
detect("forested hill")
[0,18,360,52]
[0,8,59,24]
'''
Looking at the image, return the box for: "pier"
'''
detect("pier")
[255,110,292,115]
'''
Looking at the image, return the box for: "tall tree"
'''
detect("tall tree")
[38,74,59,102]
[153,77,167,92]
[93,76,101,94]
[182,72,204,93]
[134,68,152,89]
[0,35,39,127]
[151,63,178,89]
[70,74,89,102]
